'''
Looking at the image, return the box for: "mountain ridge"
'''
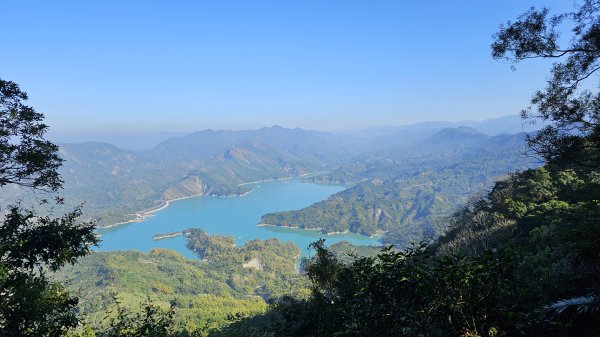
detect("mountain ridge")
[2,122,535,232]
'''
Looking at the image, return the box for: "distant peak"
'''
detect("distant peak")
[422,126,488,144]
[436,126,482,135]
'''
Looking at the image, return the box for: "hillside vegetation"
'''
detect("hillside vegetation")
[213,2,600,335]
[55,229,308,333]
[262,130,532,246]
[3,120,532,229]
[53,157,600,336]
[54,127,352,225]
[216,165,600,337]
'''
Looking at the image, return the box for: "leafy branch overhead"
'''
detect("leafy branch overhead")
[492,1,600,168]
[0,79,63,191]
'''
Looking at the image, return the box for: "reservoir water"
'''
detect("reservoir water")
[97,180,381,258]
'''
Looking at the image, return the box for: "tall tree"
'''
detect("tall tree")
[0,79,98,336]
[492,0,600,169]
[492,2,600,331]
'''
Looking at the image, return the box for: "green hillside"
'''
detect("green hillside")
[262,130,532,246]
[4,125,532,230]
[216,165,600,337]
[54,230,308,333]
[12,127,354,226]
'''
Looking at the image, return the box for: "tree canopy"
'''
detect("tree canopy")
[0,78,97,336]
[492,1,600,169]
[0,79,63,191]
[492,0,600,168]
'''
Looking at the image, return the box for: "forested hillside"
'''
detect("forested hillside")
[262,129,533,246]
[55,229,308,333]
[53,156,600,336]
[222,164,599,336]
[11,127,354,225]
[213,3,600,335]
[3,121,534,230]
[4,0,600,336]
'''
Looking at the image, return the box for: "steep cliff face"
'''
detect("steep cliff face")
[162,176,207,201]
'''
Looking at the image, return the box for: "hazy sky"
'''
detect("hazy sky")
[2,0,572,136]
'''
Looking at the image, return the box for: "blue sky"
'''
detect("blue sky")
[1,0,572,138]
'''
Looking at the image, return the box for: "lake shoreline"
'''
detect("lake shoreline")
[102,188,259,229]
[153,232,183,240]
[258,223,381,239]
[102,192,205,229]
[236,171,331,187]
[102,171,335,230]
[96,180,379,258]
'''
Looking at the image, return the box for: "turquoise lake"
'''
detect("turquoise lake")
[97,180,382,258]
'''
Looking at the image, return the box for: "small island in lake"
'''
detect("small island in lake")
[152,229,193,240]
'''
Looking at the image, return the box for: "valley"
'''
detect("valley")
[33,117,535,250]
[41,117,539,332]
[0,90,562,335]
[3,1,599,334]
[96,179,378,258]
[3,117,534,246]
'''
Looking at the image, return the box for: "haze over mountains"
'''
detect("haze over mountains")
[48,114,538,150]
[39,115,540,327]
[263,128,531,246]
[6,114,538,246]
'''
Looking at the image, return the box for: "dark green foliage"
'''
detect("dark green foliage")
[302,239,341,292]
[222,242,530,337]
[219,150,599,336]
[314,245,525,337]
[0,274,78,337]
[0,79,62,191]
[0,205,97,272]
[0,78,98,336]
[436,166,600,335]
[96,300,192,337]
[0,206,97,336]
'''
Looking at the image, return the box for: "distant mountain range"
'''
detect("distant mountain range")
[47,114,542,150]
[2,115,541,245]
[335,114,542,139]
